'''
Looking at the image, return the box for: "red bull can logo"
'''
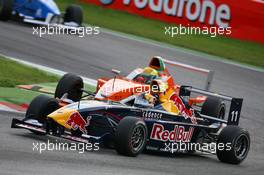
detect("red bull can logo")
[66,112,91,134]
[170,94,197,124]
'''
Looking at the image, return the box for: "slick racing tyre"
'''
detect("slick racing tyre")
[25,95,59,135]
[64,4,83,26]
[0,0,14,21]
[216,126,250,164]
[55,73,84,102]
[115,117,147,157]
[201,96,226,119]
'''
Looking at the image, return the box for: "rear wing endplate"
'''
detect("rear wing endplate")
[180,86,243,125]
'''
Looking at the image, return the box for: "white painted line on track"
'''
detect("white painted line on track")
[0,104,18,113]
[0,54,97,86]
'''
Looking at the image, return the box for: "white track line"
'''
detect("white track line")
[1,54,97,86]
[0,104,18,112]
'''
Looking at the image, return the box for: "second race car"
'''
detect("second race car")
[0,0,83,27]
[54,57,226,120]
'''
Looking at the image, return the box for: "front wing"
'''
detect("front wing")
[11,118,102,144]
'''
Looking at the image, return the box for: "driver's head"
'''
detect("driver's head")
[149,56,166,71]
[150,80,168,95]
[134,67,159,84]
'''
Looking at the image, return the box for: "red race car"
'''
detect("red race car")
[53,56,225,119]
[93,56,225,119]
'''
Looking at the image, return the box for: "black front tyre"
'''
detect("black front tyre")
[55,73,84,102]
[0,0,14,21]
[25,95,59,135]
[216,125,250,164]
[115,117,147,157]
[64,4,83,26]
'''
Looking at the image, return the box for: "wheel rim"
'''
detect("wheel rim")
[130,125,146,152]
[234,134,250,159]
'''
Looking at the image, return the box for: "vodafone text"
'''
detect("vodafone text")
[103,0,231,28]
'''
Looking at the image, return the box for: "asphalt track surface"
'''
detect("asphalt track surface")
[0,21,263,175]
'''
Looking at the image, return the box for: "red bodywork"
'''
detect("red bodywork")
[95,70,207,106]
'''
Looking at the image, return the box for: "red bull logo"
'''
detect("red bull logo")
[170,94,197,124]
[150,123,194,142]
[66,112,91,134]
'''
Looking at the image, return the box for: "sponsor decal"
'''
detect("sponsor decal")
[98,0,231,28]
[145,145,159,151]
[169,94,197,124]
[150,123,194,142]
[66,112,92,134]
[85,0,264,44]
[143,111,162,120]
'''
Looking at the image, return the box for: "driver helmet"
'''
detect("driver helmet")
[134,67,159,83]
[143,67,159,76]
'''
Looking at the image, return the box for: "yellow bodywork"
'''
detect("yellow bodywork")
[144,88,181,115]
[160,100,180,115]
[48,108,77,129]
[159,88,175,103]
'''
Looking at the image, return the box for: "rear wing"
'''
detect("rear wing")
[180,86,243,125]
[163,59,214,91]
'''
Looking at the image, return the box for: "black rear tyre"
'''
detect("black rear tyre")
[64,4,83,26]
[216,126,250,164]
[0,0,14,21]
[25,95,59,135]
[55,73,84,102]
[115,117,147,157]
[201,96,225,119]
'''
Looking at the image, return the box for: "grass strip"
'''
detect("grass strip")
[0,56,59,88]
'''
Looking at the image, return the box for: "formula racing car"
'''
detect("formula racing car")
[0,0,83,27]
[11,75,250,164]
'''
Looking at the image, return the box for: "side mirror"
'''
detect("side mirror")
[111,69,121,75]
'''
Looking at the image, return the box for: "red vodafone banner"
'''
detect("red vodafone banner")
[82,0,264,44]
